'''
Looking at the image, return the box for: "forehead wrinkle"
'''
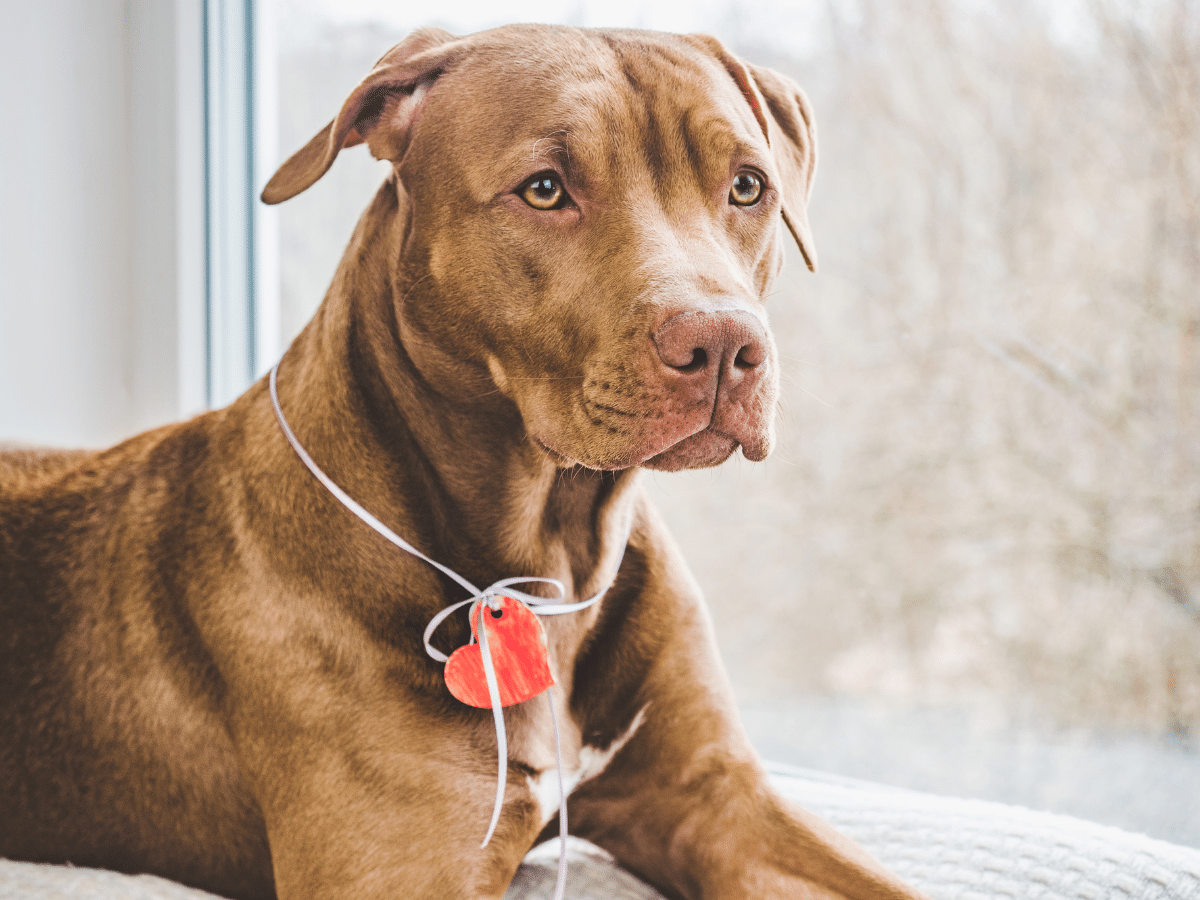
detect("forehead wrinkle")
[476,32,766,208]
[595,36,764,208]
[594,34,689,202]
[679,112,708,193]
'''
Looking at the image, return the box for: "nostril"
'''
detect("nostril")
[654,309,767,377]
[733,345,757,370]
[675,348,708,374]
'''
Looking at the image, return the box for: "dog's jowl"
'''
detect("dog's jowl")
[0,24,928,900]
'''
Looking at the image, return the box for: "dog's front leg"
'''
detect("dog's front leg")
[574,733,925,900]
[566,537,927,900]
[235,697,541,900]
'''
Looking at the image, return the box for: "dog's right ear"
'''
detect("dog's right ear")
[741,63,818,273]
[261,28,465,205]
[684,35,819,272]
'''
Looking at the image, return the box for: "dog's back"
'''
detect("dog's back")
[0,443,126,870]
[0,444,92,489]
[0,427,276,900]
[0,443,100,643]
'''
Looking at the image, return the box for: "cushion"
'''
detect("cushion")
[4,769,1198,899]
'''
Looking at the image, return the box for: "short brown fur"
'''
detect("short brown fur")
[1,25,924,900]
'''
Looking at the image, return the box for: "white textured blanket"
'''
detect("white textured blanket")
[4,769,1198,899]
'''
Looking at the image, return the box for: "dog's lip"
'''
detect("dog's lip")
[642,428,739,471]
[533,428,743,472]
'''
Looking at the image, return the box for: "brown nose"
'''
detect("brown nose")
[653,310,768,385]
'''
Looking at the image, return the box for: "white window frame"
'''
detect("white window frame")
[203,0,279,409]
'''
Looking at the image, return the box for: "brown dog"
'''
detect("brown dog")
[0,24,928,900]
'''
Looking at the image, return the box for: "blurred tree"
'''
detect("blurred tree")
[682,0,1200,733]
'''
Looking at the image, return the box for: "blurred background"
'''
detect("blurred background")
[2,0,1197,847]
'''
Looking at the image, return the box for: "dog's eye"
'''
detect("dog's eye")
[521,173,568,211]
[729,171,764,206]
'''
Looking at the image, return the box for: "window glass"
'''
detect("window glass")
[264,0,1200,847]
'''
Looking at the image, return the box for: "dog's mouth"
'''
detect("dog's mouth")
[534,427,750,472]
[521,340,777,472]
[641,429,741,471]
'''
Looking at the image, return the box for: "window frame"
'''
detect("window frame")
[203,0,279,409]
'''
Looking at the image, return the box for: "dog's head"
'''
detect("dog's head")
[264,25,817,472]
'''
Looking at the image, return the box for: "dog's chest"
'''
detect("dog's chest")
[525,705,647,826]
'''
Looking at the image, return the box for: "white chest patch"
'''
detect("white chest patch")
[527,705,648,827]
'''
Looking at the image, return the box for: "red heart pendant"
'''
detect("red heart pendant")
[444,596,554,708]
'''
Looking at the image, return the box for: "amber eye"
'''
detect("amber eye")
[729,171,764,206]
[521,173,567,210]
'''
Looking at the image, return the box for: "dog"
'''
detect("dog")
[0,24,928,900]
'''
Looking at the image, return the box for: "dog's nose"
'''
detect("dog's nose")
[652,310,768,384]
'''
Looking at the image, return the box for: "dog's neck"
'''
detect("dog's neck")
[274,176,640,605]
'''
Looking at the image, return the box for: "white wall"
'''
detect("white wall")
[0,0,206,449]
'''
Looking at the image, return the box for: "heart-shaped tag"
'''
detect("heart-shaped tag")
[444,596,555,708]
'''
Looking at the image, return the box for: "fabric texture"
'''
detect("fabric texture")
[3,769,1198,899]
[769,767,1200,900]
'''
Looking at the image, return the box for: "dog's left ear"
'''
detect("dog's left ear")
[262,28,467,204]
[686,36,819,272]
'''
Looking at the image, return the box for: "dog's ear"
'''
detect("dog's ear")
[686,36,818,272]
[742,63,818,272]
[261,28,465,205]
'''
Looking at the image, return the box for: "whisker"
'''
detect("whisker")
[776,354,826,368]
[790,385,834,408]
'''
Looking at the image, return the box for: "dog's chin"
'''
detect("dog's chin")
[533,430,736,472]
[534,424,772,472]
[640,429,740,471]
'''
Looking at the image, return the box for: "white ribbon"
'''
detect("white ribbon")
[269,364,628,900]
